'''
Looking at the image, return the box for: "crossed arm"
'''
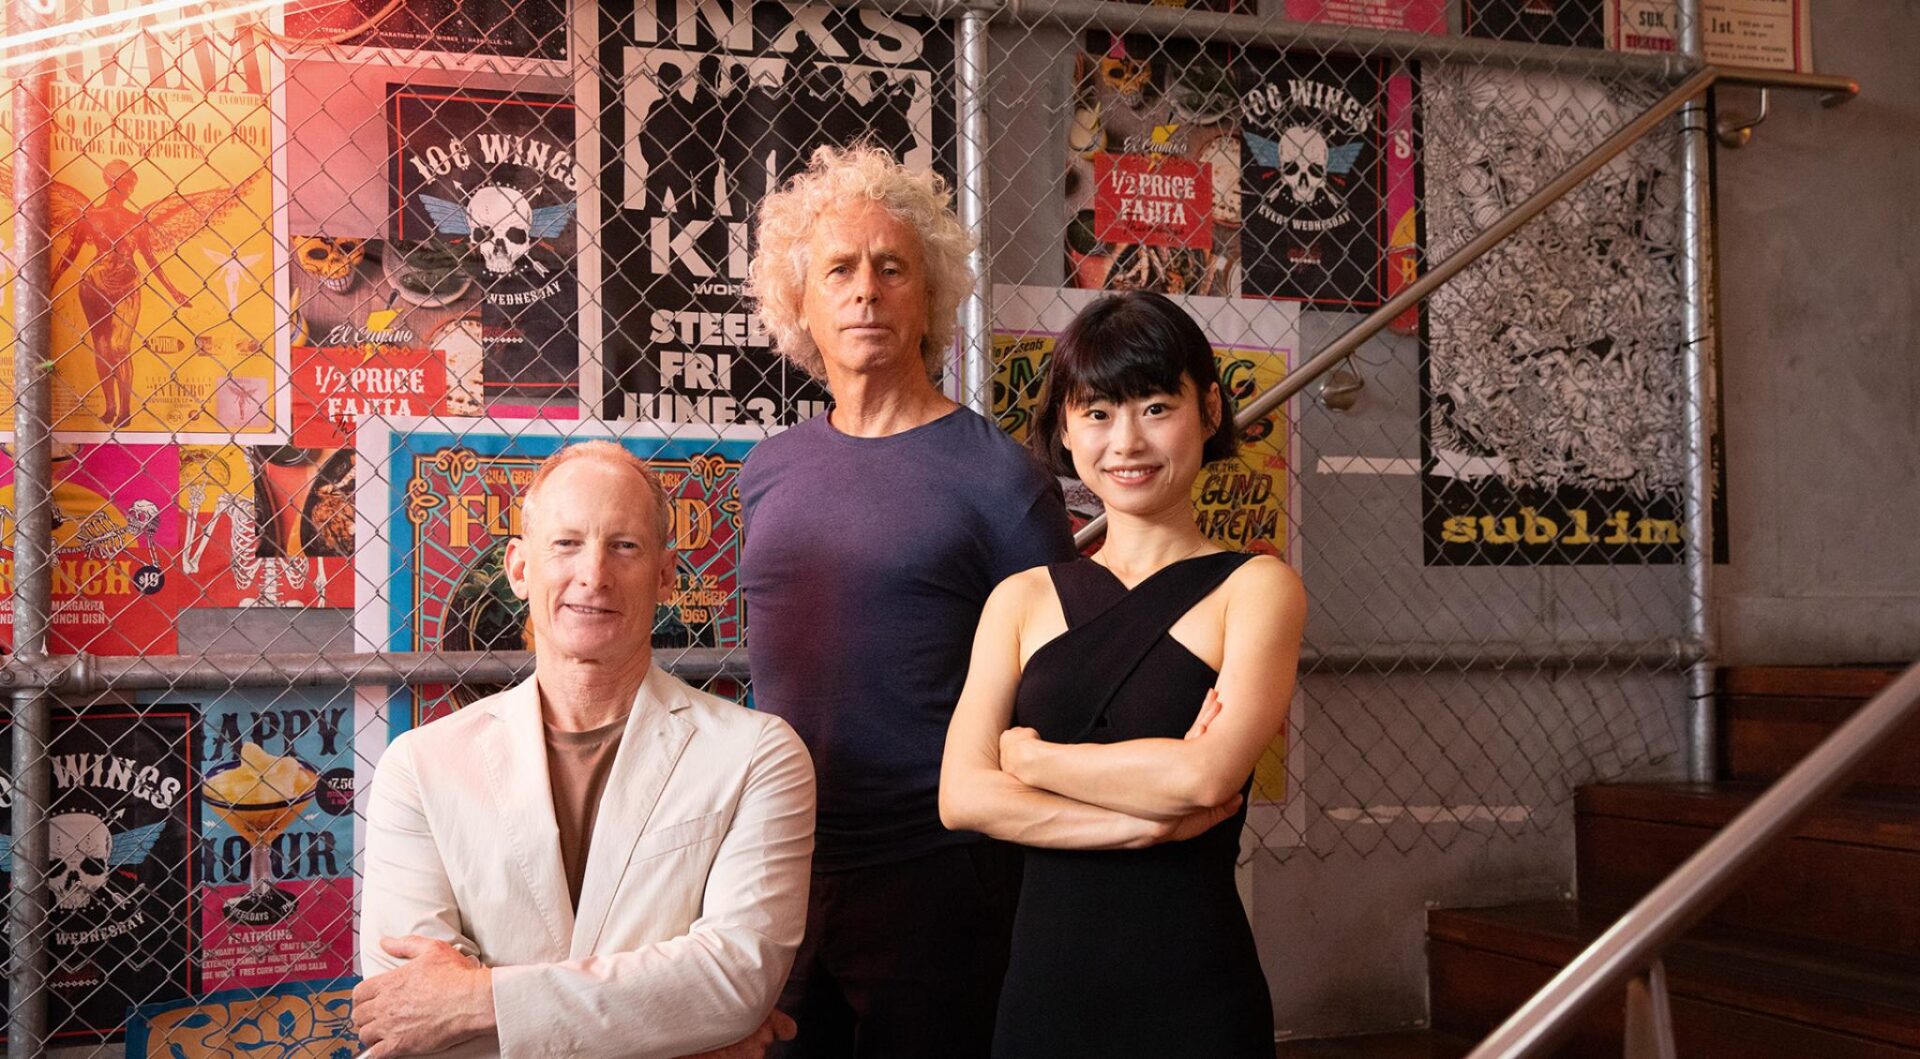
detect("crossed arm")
[355,722,815,1059]
[939,558,1304,848]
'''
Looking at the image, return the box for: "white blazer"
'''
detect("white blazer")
[360,665,815,1059]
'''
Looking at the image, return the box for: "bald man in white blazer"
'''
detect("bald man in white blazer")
[356,444,814,1059]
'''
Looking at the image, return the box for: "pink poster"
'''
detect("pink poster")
[1384,72,1422,336]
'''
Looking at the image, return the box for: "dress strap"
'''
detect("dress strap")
[1045,558,1126,629]
[1050,552,1254,742]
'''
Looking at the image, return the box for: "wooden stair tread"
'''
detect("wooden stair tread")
[1430,901,1920,1049]
[1577,782,1920,853]
[1275,1031,1473,1059]
[1721,667,1904,699]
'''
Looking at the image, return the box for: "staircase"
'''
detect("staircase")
[1281,666,1920,1059]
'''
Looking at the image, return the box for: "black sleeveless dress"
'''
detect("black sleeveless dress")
[992,553,1273,1058]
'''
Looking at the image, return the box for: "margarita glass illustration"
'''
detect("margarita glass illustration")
[202,742,320,925]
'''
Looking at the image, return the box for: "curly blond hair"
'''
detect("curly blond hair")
[749,144,976,382]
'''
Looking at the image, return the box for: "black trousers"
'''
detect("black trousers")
[773,840,1022,1059]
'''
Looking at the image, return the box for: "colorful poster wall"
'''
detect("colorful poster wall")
[126,977,359,1059]
[194,690,357,992]
[1421,66,1686,565]
[1,707,197,1043]
[0,445,182,654]
[579,0,954,425]
[0,31,284,440]
[354,418,763,734]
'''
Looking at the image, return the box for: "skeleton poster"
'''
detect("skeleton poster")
[1237,50,1386,308]
[581,0,954,425]
[1063,34,1242,296]
[0,707,196,1043]
[388,85,581,410]
[126,977,360,1059]
[0,80,282,440]
[178,445,352,610]
[0,445,182,654]
[192,689,357,991]
[1463,0,1607,48]
[1421,66,1686,565]
[354,418,762,734]
[285,0,569,63]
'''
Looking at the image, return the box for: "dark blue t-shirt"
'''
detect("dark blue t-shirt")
[741,407,1076,871]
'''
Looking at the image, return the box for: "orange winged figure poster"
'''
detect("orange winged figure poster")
[0,12,282,440]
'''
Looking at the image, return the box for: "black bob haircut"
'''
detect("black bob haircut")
[1028,290,1238,478]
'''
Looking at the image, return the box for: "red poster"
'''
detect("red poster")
[1094,153,1214,251]
[291,345,450,448]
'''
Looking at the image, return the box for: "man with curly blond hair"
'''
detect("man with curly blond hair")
[742,145,1075,1057]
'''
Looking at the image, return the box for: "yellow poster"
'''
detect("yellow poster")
[1,68,280,437]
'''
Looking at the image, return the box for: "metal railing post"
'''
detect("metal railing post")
[1677,0,1720,782]
[955,3,994,414]
[8,6,60,1050]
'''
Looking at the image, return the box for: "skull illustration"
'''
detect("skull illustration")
[467,186,534,275]
[50,813,110,911]
[294,237,366,293]
[127,499,161,537]
[1278,126,1329,205]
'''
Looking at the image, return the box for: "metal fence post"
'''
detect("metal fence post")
[1676,0,1720,782]
[8,3,60,1049]
[956,2,994,414]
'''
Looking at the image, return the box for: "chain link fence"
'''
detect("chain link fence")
[0,0,1771,1050]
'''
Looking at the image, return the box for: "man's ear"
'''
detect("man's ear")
[504,536,531,601]
[658,547,678,598]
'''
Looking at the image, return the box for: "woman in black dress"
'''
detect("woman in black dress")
[940,291,1306,1058]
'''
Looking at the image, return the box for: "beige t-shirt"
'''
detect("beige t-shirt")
[545,717,626,910]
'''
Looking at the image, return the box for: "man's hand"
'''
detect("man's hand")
[998,726,1046,782]
[353,935,496,1059]
[682,1009,799,1059]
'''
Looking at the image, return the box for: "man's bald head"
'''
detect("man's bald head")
[520,441,673,549]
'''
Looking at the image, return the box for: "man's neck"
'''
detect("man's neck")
[535,650,653,732]
[825,369,956,439]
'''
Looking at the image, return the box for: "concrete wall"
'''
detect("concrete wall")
[1714,0,1920,665]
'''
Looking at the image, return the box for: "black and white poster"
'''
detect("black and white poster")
[0,708,196,1043]
[284,0,568,63]
[1420,66,1685,565]
[388,85,581,409]
[1238,50,1385,308]
[583,0,954,425]
[1463,0,1607,48]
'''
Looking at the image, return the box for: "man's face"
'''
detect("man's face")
[505,459,674,666]
[801,203,931,381]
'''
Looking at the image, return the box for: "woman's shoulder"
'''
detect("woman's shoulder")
[1221,552,1305,610]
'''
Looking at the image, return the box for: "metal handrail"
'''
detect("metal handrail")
[1466,660,1920,1058]
[1072,62,1854,552]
